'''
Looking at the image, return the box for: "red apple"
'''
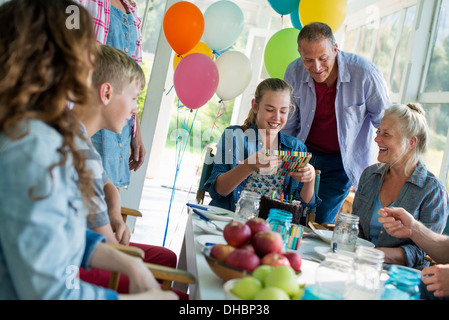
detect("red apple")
[210,244,235,263]
[239,243,255,254]
[245,217,271,237]
[252,231,283,257]
[223,221,252,247]
[225,249,261,272]
[282,252,302,272]
[261,252,291,267]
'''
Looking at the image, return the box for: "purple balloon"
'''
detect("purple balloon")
[174,53,219,109]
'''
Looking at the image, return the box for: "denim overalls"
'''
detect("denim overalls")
[91,5,138,188]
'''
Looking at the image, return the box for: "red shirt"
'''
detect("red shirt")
[305,81,340,153]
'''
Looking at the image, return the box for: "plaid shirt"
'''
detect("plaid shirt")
[76,0,142,65]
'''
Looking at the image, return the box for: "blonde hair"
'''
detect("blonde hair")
[382,103,428,176]
[241,78,294,131]
[92,44,146,93]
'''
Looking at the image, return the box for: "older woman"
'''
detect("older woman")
[352,103,448,268]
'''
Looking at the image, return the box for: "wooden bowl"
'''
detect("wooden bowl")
[202,246,251,281]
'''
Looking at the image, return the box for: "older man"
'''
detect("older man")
[283,22,391,223]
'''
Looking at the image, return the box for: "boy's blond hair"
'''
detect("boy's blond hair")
[92,44,145,93]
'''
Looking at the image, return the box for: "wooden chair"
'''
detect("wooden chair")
[107,243,196,291]
[120,207,142,223]
[116,205,195,292]
[306,170,321,227]
[196,146,216,204]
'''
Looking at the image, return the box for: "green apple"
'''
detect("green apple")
[231,277,263,300]
[264,265,299,297]
[291,284,306,300]
[252,265,273,285]
[253,287,290,300]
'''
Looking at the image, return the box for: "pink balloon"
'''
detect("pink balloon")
[173,53,219,109]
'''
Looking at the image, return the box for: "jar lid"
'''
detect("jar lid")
[268,208,292,218]
[355,246,385,263]
[338,212,360,223]
[388,265,422,283]
[240,190,261,200]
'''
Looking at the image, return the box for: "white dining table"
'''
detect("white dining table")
[177,212,335,300]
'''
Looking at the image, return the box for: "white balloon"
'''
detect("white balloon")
[215,51,252,101]
[203,1,244,52]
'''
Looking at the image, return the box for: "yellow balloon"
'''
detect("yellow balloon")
[173,41,214,70]
[299,0,347,33]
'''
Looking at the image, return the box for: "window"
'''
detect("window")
[135,0,165,118]
[373,11,402,85]
[390,6,416,93]
[343,4,416,97]
[422,103,449,178]
[423,0,449,93]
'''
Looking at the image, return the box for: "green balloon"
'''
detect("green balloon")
[264,28,300,79]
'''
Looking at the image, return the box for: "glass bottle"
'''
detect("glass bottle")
[314,252,355,298]
[344,246,385,300]
[381,265,422,300]
[234,190,261,222]
[331,212,360,253]
[267,209,292,250]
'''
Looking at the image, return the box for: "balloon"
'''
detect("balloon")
[215,51,252,101]
[268,0,300,15]
[203,0,244,52]
[163,1,204,55]
[290,7,303,30]
[173,53,219,110]
[264,28,300,79]
[299,0,347,32]
[173,41,213,70]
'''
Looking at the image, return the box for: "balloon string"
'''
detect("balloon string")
[163,100,198,246]
[201,99,226,159]
[212,50,222,59]
[166,84,174,96]
[281,15,284,29]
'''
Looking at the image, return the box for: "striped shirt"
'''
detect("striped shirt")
[76,124,110,229]
[76,0,142,65]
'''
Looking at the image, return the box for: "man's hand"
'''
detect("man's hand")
[129,122,145,172]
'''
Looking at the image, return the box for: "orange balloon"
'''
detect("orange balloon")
[173,41,213,70]
[163,1,204,55]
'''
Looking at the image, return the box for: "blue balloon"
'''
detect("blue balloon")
[203,1,244,52]
[268,0,300,15]
[290,7,303,30]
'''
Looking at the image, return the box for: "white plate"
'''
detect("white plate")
[314,230,333,244]
[195,234,227,249]
[194,219,228,235]
[314,230,375,248]
[191,205,234,222]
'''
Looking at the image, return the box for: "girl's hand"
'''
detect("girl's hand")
[245,150,280,174]
[289,163,315,183]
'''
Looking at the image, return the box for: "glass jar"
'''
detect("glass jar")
[344,246,385,300]
[331,212,360,253]
[267,209,292,250]
[315,252,355,298]
[234,190,261,222]
[302,285,344,300]
[381,265,422,300]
